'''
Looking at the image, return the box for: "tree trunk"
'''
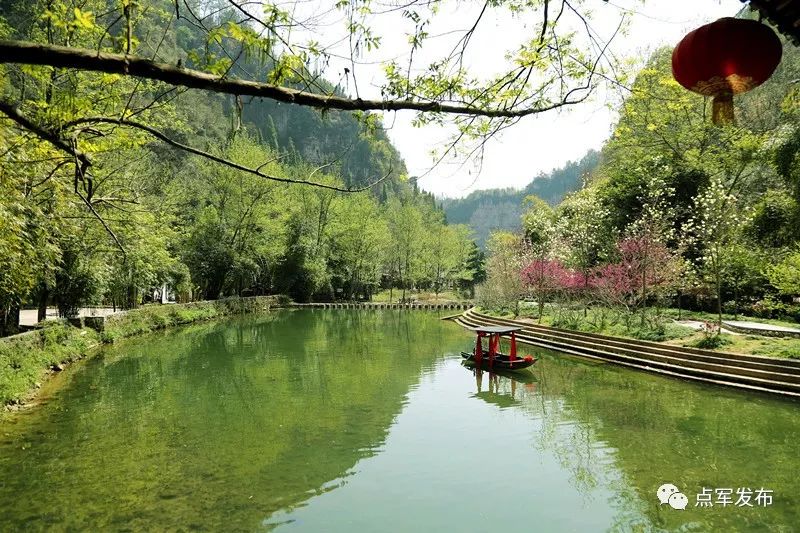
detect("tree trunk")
[640,266,647,327]
[716,270,722,330]
[583,272,589,318]
[8,303,19,334]
[38,285,49,323]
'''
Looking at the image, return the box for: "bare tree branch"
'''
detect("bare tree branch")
[2,99,391,193]
[0,101,91,168]
[539,0,550,44]
[0,40,594,118]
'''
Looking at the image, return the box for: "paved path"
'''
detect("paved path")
[723,320,800,334]
[674,320,741,335]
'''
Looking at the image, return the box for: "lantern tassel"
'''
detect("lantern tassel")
[712,93,735,125]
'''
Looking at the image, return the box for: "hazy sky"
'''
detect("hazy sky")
[370,0,744,198]
[286,0,744,197]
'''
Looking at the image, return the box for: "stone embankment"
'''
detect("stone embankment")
[455,309,800,398]
[290,302,471,310]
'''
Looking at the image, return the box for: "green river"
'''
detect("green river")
[0,309,798,531]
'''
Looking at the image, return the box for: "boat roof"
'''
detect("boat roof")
[465,325,523,334]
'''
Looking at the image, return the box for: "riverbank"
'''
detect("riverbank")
[477,304,800,358]
[458,308,800,398]
[1,296,280,408]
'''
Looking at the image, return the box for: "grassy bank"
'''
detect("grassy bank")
[477,303,696,341]
[0,323,101,405]
[476,303,800,359]
[371,289,467,303]
[102,296,280,342]
[1,296,281,407]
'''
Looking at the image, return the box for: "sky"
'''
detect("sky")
[284,0,745,197]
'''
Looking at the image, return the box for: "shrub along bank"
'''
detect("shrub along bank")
[1,296,280,407]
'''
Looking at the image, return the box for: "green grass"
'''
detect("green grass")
[687,334,800,359]
[0,322,100,405]
[102,296,278,342]
[473,306,517,320]
[370,289,466,303]
[661,308,800,330]
[1,296,280,407]
[477,302,800,358]
[687,333,733,349]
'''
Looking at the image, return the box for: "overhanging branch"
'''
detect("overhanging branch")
[0,101,389,193]
[0,101,91,168]
[62,116,391,192]
[0,40,590,118]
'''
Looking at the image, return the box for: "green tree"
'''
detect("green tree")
[178,136,290,299]
[683,177,751,327]
[385,197,424,302]
[767,249,800,296]
[329,193,390,300]
[479,231,523,315]
[555,189,613,315]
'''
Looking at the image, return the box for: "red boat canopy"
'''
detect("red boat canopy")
[464,325,523,335]
[468,325,524,363]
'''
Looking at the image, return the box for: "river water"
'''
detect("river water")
[0,309,797,531]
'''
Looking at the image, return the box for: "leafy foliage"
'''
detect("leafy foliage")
[0,0,481,334]
[482,28,800,334]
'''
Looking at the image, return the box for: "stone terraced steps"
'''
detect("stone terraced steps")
[455,309,800,398]
[291,302,471,310]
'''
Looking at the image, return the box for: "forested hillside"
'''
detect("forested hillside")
[480,21,800,338]
[441,150,599,247]
[0,0,479,334]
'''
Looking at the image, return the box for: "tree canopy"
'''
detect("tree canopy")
[0,0,491,333]
[478,21,800,333]
[0,0,626,195]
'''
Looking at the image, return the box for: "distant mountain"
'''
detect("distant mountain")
[441,150,600,247]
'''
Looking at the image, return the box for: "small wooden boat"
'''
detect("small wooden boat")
[461,325,537,371]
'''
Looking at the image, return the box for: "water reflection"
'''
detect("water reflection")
[469,366,537,408]
[0,311,458,531]
[0,311,798,532]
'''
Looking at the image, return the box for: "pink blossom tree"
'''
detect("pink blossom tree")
[590,233,679,325]
[521,258,573,322]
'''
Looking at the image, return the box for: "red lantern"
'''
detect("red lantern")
[672,17,782,124]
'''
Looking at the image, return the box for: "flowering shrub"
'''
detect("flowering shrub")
[691,321,730,349]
